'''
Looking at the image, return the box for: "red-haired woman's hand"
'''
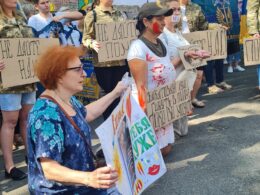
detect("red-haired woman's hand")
[84,166,118,189]
[112,81,129,98]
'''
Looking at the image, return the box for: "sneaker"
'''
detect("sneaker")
[208,85,224,94]
[227,65,233,73]
[234,65,245,72]
[5,167,27,180]
[216,81,232,90]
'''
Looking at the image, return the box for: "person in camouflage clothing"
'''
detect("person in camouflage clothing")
[247,0,260,35]
[83,0,129,120]
[0,0,36,180]
[180,0,208,108]
[180,0,208,32]
[182,0,232,96]
[247,0,260,91]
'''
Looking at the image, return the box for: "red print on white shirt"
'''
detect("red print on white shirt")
[151,64,166,86]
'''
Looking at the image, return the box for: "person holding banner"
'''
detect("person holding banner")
[179,0,208,107]
[181,0,232,94]
[27,46,127,194]
[247,0,260,92]
[160,0,211,136]
[0,0,36,180]
[83,0,129,120]
[127,2,176,156]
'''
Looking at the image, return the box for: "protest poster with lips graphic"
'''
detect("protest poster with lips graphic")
[96,88,167,195]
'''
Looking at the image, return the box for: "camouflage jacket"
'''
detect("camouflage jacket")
[184,1,209,32]
[0,11,36,94]
[247,0,260,35]
[83,6,126,67]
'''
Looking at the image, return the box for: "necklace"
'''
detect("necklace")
[54,90,74,109]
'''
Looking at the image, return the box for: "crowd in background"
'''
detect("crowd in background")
[0,0,259,194]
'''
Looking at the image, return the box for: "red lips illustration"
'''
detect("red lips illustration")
[148,164,160,176]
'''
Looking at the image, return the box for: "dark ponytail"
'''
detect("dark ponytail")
[136,16,153,37]
[136,19,146,36]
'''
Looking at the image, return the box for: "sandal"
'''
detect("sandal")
[216,82,232,90]
[208,85,224,94]
[191,98,205,108]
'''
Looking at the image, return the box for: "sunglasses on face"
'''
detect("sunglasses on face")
[66,64,84,75]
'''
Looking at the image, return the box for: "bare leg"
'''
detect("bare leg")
[19,104,33,152]
[191,70,203,101]
[161,144,173,157]
[1,110,19,171]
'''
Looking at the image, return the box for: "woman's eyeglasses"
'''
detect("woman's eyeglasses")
[172,8,181,12]
[66,64,84,75]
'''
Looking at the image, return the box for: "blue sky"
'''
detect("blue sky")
[113,0,156,6]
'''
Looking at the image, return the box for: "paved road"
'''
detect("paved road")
[1,66,260,195]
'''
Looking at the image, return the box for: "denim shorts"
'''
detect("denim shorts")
[227,52,241,63]
[0,92,36,111]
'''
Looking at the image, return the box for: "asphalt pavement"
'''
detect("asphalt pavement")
[1,66,260,195]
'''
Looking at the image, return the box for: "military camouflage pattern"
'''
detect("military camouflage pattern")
[247,0,260,35]
[0,11,36,94]
[83,6,126,67]
[184,1,209,32]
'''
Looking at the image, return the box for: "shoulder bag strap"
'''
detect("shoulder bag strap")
[40,94,97,160]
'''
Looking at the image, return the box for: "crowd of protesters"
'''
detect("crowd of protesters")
[0,0,259,194]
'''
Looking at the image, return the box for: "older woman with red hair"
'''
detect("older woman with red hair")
[27,46,127,194]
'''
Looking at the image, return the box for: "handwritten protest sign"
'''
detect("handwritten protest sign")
[146,80,192,129]
[183,29,227,60]
[50,0,78,11]
[95,20,139,62]
[178,44,207,70]
[0,38,59,88]
[243,37,260,66]
[96,88,166,195]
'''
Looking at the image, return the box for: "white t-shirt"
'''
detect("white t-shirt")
[127,39,176,148]
[160,28,196,91]
[28,14,53,38]
[181,6,190,34]
[127,39,176,90]
[28,13,67,44]
[62,21,81,47]
[160,27,190,59]
[54,12,81,47]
